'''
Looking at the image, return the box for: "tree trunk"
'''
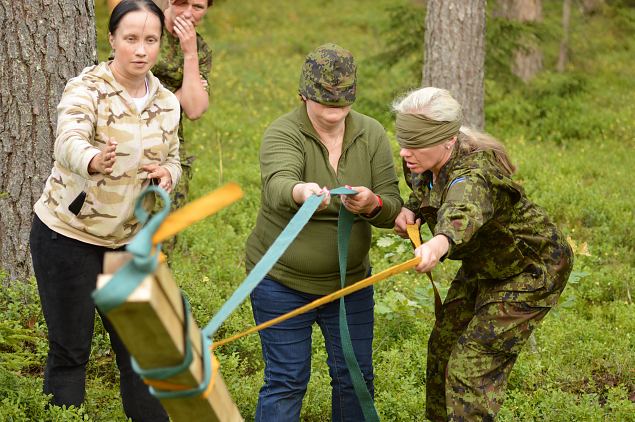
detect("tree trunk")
[423,0,486,129]
[557,0,572,72]
[496,0,543,82]
[0,1,96,281]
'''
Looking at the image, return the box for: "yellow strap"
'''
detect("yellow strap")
[211,222,446,350]
[211,257,421,350]
[406,223,443,320]
[152,182,243,245]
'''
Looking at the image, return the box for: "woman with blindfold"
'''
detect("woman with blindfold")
[393,87,573,422]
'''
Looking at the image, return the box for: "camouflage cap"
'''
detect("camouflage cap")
[299,43,357,107]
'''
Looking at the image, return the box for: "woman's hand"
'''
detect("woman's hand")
[142,164,173,193]
[292,183,330,211]
[394,207,418,238]
[340,185,378,215]
[88,138,117,175]
[414,235,449,273]
[173,15,198,58]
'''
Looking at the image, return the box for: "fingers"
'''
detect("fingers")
[173,16,196,48]
[414,243,440,273]
[394,213,409,238]
[159,177,172,193]
[340,185,376,214]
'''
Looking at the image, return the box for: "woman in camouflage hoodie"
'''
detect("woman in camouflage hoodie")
[393,87,573,422]
[29,1,180,420]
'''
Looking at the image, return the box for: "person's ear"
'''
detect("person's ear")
[108,32,115,51]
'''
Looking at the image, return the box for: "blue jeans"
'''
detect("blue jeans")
[250,276,374,422]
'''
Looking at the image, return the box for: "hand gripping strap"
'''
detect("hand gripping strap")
[202,186,358,339]
[406,223,442,320]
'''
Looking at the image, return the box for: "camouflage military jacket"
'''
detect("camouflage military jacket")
[404,139,566,286]
[34,62,181,248]
[152,28,212,94]
[152,28,212,145]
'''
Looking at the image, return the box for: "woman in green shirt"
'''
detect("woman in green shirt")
[245,44,402,421]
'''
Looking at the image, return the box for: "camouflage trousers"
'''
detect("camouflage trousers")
[171,156,193,211]
[161,150,193,254]
[425,264,571,421]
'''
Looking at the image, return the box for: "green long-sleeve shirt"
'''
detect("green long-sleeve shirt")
[245,104,402,294]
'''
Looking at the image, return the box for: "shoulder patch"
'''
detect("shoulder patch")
[445,177,467,202]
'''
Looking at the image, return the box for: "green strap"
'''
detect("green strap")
[131,295,194,380]
[94,185,377,404]
[202,186,357,338]
[93,187,214,400]
[93,186,170,313]
[337,206,380,422]
[133,295,215,399]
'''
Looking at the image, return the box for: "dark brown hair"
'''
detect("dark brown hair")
[109,0,165,35]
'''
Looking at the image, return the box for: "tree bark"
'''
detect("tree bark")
[0,0,96,281]
[423,0,486,129]
[557,0,572,72]
[496,0,543,82]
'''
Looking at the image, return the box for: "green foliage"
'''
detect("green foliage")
[2,0,634,420]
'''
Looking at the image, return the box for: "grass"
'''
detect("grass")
[1,0,634,420]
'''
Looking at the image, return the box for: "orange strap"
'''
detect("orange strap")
[406,223,443,320]
[152,182,243,245]
[211,257,421,350]
[211,223,445,350]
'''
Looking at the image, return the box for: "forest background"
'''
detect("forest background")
[1,0,634,420]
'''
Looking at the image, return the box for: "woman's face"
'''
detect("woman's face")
[400,142,452,174]
[109,10,162,78]
[306,99,351,127]
[170,0,209,26]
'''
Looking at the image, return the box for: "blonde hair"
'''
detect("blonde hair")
[393,87,516,175]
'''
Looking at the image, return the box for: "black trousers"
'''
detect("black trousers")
[29,215,168,421]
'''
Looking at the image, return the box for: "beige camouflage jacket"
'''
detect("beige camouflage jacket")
[34,62,181,248]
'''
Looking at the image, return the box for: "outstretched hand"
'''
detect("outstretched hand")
[142,164,173,193]
[292,183,330,211]
[88,137,117,175]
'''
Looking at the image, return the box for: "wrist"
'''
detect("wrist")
[362,194,382,218]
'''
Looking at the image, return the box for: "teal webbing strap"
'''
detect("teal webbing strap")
[131,295,194,380]
[337,206,380,422]
[92,187,213,400]
[202,186,357,339]
[93,187,170,313]
[150,333,213,399]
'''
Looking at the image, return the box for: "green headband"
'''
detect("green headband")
[395,113,461,149]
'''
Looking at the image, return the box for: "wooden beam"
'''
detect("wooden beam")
[97,252,242,421]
